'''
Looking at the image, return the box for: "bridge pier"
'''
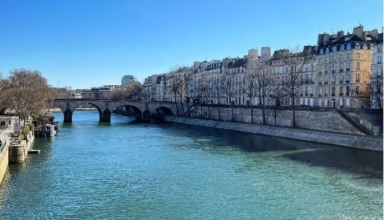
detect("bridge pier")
[64,110,73,123]
[100,109,111,122]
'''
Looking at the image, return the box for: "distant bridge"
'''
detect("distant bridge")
[53,99,178,123]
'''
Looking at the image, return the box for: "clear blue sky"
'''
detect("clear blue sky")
[0,0,382,89]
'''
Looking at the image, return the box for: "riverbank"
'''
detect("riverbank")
[0,116,20,183]
[164,116,383,151]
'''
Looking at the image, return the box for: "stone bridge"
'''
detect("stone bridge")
[53,99,179,122]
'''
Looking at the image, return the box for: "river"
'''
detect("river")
[0,110,382,219]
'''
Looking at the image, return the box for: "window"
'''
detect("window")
[356,86,360,94]
[332,46,337,52]
[356,53,360,58]
[356,73,360,82]
[340,63,344,70]
[346,86,350,93]
[320,57,324,63]
[320,48,323,54]
[355,43,360,49]
[326,48,329,53]
[340,44,345,51]
[340,86,343,93]
[347,43,351,50]
[332,64,336,70]
[346,53,351,59]
[378,68,383,76]
[332,55,337,60]
[325,56,329,62]
[340,54,344,60]
[378,56,382,64]
[346,62,351,69]
[378,47,382,53]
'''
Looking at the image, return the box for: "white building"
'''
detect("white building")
[121,75,138,86]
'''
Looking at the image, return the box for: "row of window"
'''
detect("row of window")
[318,52,363,63]
[319,42,369,54]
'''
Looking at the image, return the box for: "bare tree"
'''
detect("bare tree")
[243,65,259,123]
[108,82,143,101]
[252,60,269,125]
[278,46,314,127]
[222,71,236,121]
[268,76,285,125]
[369,74,383,110]
[51,87,72,99]
[6,69,53,124]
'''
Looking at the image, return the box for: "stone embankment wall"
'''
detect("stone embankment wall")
[0,141,9,184]
[164,116,383,151]
[189,106,364,135]
[9,131,35,163]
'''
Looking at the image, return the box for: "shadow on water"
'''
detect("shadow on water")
[281,147,383,179]
[156,122,326,152]
[152,122,383,178]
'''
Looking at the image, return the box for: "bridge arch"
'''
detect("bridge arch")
[156,107,173,116]
[54,101,108,123]
[115,104,146,122]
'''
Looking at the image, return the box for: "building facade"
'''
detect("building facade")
[121,75,138,86]
[140,25,382,110]
[371,32,383,109]
[315,26,378,108]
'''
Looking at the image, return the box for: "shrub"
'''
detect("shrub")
[22,125,30,135]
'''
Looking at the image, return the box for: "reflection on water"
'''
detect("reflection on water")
[0,111,381,219]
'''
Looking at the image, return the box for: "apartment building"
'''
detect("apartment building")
[315,25,378,108]
[371,32,383,109]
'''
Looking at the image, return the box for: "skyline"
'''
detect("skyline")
[0,0,382,89]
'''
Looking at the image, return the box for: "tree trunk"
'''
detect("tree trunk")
[231,105,234,121]
[292,95,296,127]
[251,103,253,123]
[262,96,266,125]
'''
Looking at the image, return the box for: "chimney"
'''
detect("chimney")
[353,25,364,39]
[337,31,344,40]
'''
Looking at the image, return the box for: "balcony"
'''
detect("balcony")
[339,69,344,72]
[346,93,350,96]
[331,81,336,85]
[378,61,382,64]
[339,93,344,96]
[331,93,335,96]
[318,82,322,85]
[339,80,343,84]
[300,94,303,97]
[346,68,350,71]
[356,80,360,83]
[345,80,350,83]
[324,82,328,85]
[355,68,360,71]
[318,94,322,97]
[318,71,322,75]
[324,93,328,97]
[324,71,329,74]
[310,94,313,97]
[332,70,336,73]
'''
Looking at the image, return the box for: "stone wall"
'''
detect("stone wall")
[164,116,383,151]
[190,106,364,135]
[0,141,9,184]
